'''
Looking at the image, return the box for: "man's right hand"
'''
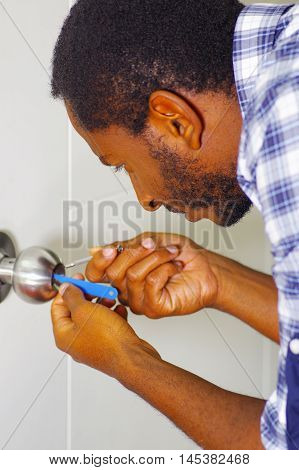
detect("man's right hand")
[86,233,221,318]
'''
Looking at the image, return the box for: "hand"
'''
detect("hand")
[86,233,220,318]
[51,274,160,379]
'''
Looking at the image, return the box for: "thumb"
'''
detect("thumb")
[59,283,86,312]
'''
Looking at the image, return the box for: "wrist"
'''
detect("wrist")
[210,262,234,312]
[203,250,234,311]
[116,340,163,389]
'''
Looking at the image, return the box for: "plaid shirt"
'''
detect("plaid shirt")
[233,4,299,450]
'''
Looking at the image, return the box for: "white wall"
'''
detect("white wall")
[0,0,69,449]
[0,1,284,450]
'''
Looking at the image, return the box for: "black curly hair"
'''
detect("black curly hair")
[51,0,243,134]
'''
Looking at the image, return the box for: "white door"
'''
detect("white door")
[0,0,279,450]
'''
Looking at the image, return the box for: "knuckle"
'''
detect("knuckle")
[150,252,161,263]
[130,304,140,315]
[90,260,105,275]
[106,266,120,283]
[127,291,143,314]
[93,256,106,271]
[54,333,66,352]
[95,250,107,269]
[115,281,126,297]
[85,269,100,283]
[126,246,142,260]
[127,267,139,282]
[92,253,114,272]
[72,302,86,318]
[145,309,158,319]
[146,273,157,285]
[130,300,142,314]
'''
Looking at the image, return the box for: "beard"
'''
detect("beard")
[145,133,252,227]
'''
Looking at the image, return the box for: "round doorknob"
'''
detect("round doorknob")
[0,233,65,304]
[13,246,65,304]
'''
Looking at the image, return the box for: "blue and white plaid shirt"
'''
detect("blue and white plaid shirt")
[233,3,299,449]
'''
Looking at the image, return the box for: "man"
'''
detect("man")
[50,1,299,449]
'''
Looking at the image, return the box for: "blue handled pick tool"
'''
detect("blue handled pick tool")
[53,245,124,301]
[53,274,118,300]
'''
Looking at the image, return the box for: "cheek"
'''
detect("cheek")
[131,163,164,192]
[130,169,171,205]
[130,170,151,193]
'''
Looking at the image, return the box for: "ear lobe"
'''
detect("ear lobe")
[149,91,202,150]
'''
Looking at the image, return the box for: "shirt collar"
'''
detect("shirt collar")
[233,4,294,118]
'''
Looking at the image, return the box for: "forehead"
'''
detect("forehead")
[65,101,146,166]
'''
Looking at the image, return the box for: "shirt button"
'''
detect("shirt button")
[290,339,299,355]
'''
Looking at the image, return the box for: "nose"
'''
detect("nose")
[137,193,162,212]
[144,199,162,212]
[130,175,161,212]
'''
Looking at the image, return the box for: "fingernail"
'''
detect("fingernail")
[102,248,115,258]
[167,245,178,254]
[142,238,155,249]
[59,283,70,296]
[73,273,83,280]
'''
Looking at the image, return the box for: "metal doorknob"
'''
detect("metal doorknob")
[0,232,65,304]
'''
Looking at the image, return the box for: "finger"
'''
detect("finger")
[88,239,157,301]
[140,233,188,249]
[52,274,86,308]
[144,233,199,262]
[97,298,116,308]
[114,304,128,321]
[51,295,73,332]
[105,238,156,288]
[125,247,179,314]
[126,246,179,284]
[89,242,119,256]
[85,247,118,282]
[73,273,84,280]
[144,262,181,312]
[87,236,175,294]
[59,283,88,320]
[89,234,163,256]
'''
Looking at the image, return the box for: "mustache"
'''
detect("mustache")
[162,197,212,215]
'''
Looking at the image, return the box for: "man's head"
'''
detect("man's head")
[52,0,251,226]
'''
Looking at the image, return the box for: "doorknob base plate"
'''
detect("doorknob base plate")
[0,232,16,303]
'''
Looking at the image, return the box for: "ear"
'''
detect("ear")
[149,90,202,150]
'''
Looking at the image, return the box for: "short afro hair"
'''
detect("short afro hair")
[51,0,243,134]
